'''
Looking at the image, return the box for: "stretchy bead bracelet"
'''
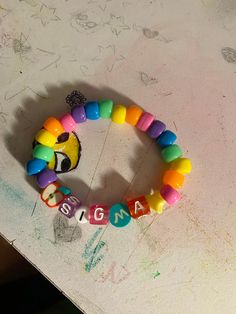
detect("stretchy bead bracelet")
[26,91,192,228]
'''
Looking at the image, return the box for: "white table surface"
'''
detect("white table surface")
[1,0,236,313]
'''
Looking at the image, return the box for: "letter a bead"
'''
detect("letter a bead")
[89,205,109,225]
[109,203,131,228]
[58,195,81,218]
[127,196,150,219]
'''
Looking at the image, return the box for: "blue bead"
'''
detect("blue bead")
[85,101,100,120]
[26,158,47,176]
[109,203,131,228]
[58,186,72,195]
[156,130,177,148]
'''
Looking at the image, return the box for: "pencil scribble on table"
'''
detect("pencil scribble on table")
[31,3,60,26]
[92,44,126,72]
[221,47,236,63]
[5,86,47,101]
[13,33,32,56]
[70,11,102,34]
[0,104,8,124]
[96,261,130,284]
[106,14,130,36]
[0,4,10,20]
[19,0,38,7]
[82,227,107,272]
[143,28,159,39]
[53,212,82,243]
[140,71,158,86]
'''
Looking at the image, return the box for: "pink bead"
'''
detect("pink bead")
[60,113,76,132]
[136,112,154,131]
[160,185,180,205]
[89,204,109,225]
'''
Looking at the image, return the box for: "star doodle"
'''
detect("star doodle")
[106,14,130,36]
[32,4,60,26]
[92,45,125,72]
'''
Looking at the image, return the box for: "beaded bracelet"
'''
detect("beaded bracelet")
[26,91,192,228]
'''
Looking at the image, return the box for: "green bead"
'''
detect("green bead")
[33,144,54,162]
[99,100,113,119]
[161,144,182,163]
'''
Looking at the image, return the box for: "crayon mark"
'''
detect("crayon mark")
[97,261,130,284]
[82,227,107,272]
[0,176,32,210]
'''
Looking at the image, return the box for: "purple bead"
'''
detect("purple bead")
[58,195,81,218]
[71,105,87,123]
[36,169,57,189]
[147,120,166,139]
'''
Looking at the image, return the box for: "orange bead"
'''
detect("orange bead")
[163,170,184,189]
[43,117,64,137]
[125,105,143,126]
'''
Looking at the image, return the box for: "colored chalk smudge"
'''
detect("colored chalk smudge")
[82,227,106,272]
[0,176,32,209]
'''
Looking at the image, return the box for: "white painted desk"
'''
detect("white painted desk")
[1,0,236,313]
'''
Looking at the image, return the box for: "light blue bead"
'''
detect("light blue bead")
[109,203,131,228]
[85,101,100,120]
[58,186,72,195]
[156,130,177,148]
[26,158,47,176]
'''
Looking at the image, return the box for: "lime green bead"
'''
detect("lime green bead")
[161,144,182,163]
[33,144,54,162]
[99,100,113,119]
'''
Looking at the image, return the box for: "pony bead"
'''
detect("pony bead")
[136,112,154,131]
[111,105,126,124]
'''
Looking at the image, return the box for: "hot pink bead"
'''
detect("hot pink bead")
[136,112,154,132]
[60,113,76,132]
[160,185,180,205]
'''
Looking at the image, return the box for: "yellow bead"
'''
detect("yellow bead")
[111,105,126,124]
[145,191,166,214]
[170,158,192,175]
[35,129,57,147]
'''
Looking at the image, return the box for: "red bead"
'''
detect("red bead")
[89,204,109,225]
[127,196,150,219]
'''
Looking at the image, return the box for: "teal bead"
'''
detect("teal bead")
[33,144,54,162]
[26,158,47,176]
[99,100,113,119]
[58,186,72,195]
[109,203,131,228]
[161,144,182,163]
